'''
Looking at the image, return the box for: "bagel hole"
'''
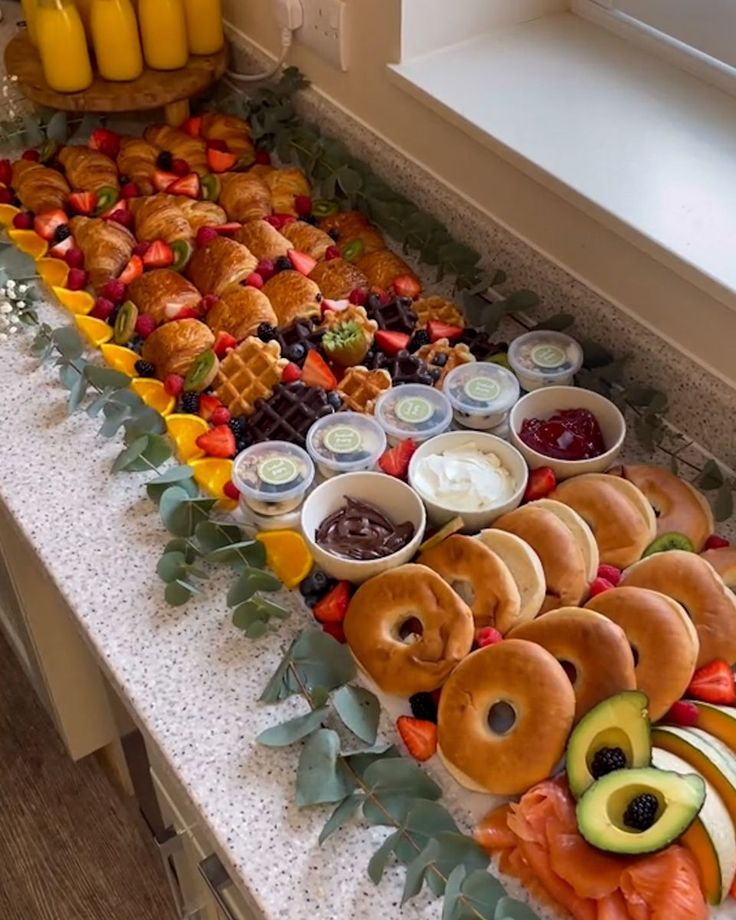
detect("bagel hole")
[452,580,475,607]
[398,617,424,643]
[488,701,517,736]
[559,659,578,684]
[630,645,640,666]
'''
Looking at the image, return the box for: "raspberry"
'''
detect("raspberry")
[223,480,240,500]
[597,564,622,586]
[200,294,219,314]
[705,534,730,550]
[66,268,87,291]
[172,158,190,176]
[21,149,40,162]
[255,259,275,281]
[245,272,264,289]
[588,576,615,598]
[109,208,134,229]
[164,374,184,397]
[211,406,231,425]
[665,700,699,727]
[135,313,156,338]
[64,247,85,269]
[196,226,219,248]
[120,182,140,199]
[475,627,503,649]
[12,212,34,230]
[348,288,368,305]
[325,245,341,261]
[90,297,115,320]
[281,362,302,383]
[294,195,313,216]
[101,280,126,304]
[133,241,151,258]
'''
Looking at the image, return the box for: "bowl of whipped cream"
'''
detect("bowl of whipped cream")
[408,431,528,530]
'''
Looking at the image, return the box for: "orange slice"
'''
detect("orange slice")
[53,286,95,316]
[37,257,70,288]
[131,378,176,416]
[74,314,113,347]
[0,204,20,227]
[100,343,139,377]
[166,414,207,462]
[188,457,235,505]
[7,229,48,259]
[256,530,314,589]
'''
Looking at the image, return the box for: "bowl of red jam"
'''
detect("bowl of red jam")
[509,386,626,479]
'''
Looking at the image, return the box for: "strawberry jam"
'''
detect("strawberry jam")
[519,408,606,460]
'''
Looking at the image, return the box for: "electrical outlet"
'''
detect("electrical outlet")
[295,0,349,71]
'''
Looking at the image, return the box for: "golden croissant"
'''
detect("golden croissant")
[57,146,119,194]
[357,250,422,294]
[200,113,254,159]
[187,236,258,295]
[318,210,385,255]
[127,270,202,325]
[142,319,216,381]
[261,270,322,326]
[309,258,368,300]
[130,194,226,244]
[206,284,278,341]
[11,160,69,214]
[143,125,208,175]
[282,220,333,260]
[69,216,135,291]
[262,167,310,215]
[233,220,291,262]
[218,173,272,223]
[117,137,158,196]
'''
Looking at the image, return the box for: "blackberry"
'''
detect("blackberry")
[235,435,251,453]
[53,223,71,244]
[409,692,438,724]
[119,175,130,185]
[407,329,430,353]
[287,343,306,363]
[302,214,318,225]
[431,353,448,367]
[326,391,342,410]
[228,415,248,437]
[590,746,627,780]
[257,322,277,343]
[156,150,174,172]
[180,391,200,414]
[134,360,155,377]
[275,256,293,273]
[327,228,340,241]
[623,793,659,831]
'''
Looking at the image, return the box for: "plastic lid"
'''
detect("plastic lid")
[443,363,520,418]
[231,440,314,504]
[374,384,453,442]
[306,412,387,473]
[507,331,584,384]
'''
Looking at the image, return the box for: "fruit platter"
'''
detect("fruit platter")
[2,104,736,920]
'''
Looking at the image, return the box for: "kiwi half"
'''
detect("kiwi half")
[312,199,338,218]
[342,239,365,263]
[171,239,193,272]
[184,350,219,392]
[39,139,58,164]
[418,516,465,553]
[643,532,695,557]
[200,173,221,202]
[114,300,138,345]
[95,185,120,216]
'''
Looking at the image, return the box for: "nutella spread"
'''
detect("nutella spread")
[316,498,415,561]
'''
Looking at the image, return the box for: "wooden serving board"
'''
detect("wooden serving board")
[4,32,227,126]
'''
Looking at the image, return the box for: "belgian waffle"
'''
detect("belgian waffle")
[416,339,475,387]
[272,319,323,365]
[321,304,378,341]
[364,295,417,334]
[366,350,437,387]
[213,337,287,416]
[460,328,508,361]
[413,296,465,328]
[248,382,335,448]
[337,366,392,414]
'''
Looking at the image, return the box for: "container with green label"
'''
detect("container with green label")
[507,330,583,391]
[231,441,314,516]
[374,384,453,446]
[306,412,387,478]
[443,362,520,430]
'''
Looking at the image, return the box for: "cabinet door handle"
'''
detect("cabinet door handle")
[156,828,190,920]
[198,854,240,920]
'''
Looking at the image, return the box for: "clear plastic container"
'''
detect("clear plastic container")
[374,384,453,446]
[443,363,520,430]
[231,441,314,517]
[508,331,584,391]
[306,412,387,478]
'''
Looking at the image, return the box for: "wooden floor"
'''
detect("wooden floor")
[0,632,177,920]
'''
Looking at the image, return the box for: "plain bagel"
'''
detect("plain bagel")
[476,529,546,624]
[530,498,599,581]
[701,547,736,591]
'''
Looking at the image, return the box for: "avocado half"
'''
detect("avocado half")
[576,767,706,855]
[566,690,651,799]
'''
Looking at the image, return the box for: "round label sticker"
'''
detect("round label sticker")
[257,456,299,487]
[464,376,501,402]
[531,343,566,370]
[396,396,432,425]
[324,425,362,455]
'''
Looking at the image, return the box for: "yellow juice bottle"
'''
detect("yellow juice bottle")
[138,0,188,70]
[90,0,143,81]
[36,0,93,93]
[183,0,224,55]
[21,0,39,45]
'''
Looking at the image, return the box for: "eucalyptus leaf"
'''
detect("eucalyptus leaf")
[52,326,84,360]
[162,538,199,562]
[147,466,197,503]
[67,371,88,413]
[402,839,439,904]
[160,486,196,536]
[318,793,364,844]
[125,405,167,436]
[698,459,725,491]
[164,579,199,606]
[232,596,289,632]
[367,831,400,885]
[68,113,101,143]
[291,628,356,693]
[295,729,352,806]
[596,358,629,383]
[195,521,244,553]
[23,114,44,147]
[121,433,172,471]
[634,415,657,454]
[421,833,490,898]
[112,435,149,472]
[227,568,281,606]
[99,405,134,438]
[333,685,379,745]
[85,365,131,390]
[245,619,268,639]
[363,758,442,805]
[499,290,539,313]
[310,686,330,708]
[493,896,540,920]
[259,639,297,703]
[156,551,189,584]
[533,312,574,332]
[257,706,328,747]
[337,166,363,197]
[342,747,399,780]
[46,111,69,143]
[581,339,614,368]
[442,865,467,920]
[206,540,267,569]
[0,245,37,279]
[30,326,53,358]
[714,483,734,522]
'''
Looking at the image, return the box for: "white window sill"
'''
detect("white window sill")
[389,12,736,312]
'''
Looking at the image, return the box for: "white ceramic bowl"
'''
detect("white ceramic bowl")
[408,430,528,532]
[508,385,626,480]
[301,471,426,584]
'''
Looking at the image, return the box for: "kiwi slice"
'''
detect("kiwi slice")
[235,152,255,171]
[39,139,58,163]
[171,239,193,272]
[184,350,219,392]
[113,300,138,344]
[342,239,365,263]
[487,352,512,370]
[418,516,465,553]
[95,185,120,215]
[643,532,694,557]
[312,198,339,218]
[200,173,221,202]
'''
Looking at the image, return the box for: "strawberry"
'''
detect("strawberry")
[198,393,222,421]
[64,246,85,269]
[245,272,264,289]
[133,241,151,258]
[200,294,219,314]
[90,297,115,320]
[349,288,368,305]
[375,330,410,356]
[89,128,121,159]
[665,700,699,727]
[164,374,184,397]
[34,208,69,241]
[153,169,178,193]
[172,158,190,177]
[181,116,203,138]
[207,148,237,173]
[135,313,156,338]
[21,149,40,162]
[378,439,417,479]
[288,249,317,276]
[167,306,200,321]
[687,660,736,704]
[214,222,242,235]
[704,534,731,550]
[322,621,347,644]
[588,577,615,598]
[196,226,220,247]
[325,245,341,261]
[66,268,87,291]
[597,564,622,586]
[392,274,422,299]
[49,236,75,259]
[254,150,271,166]
[523,466,557,502]
[142,239,174,269]
[475,626,503,649]
[427,320,463,343]
[264,214,295,230]
[256,259,275,281]
[294,195,313,216]
[206,138,229,152]
[195,424,236,459]
[213,330,237,358]
[120,181,140,199]
[281,362,302,383]
[0,159,12,185]
[118,254,143,285]
[168,172,200,199]
[68,191,97,215]
[397,716,437,762]
[12,212,34,230]
[211,406,231,426]
[108,208,134,230]
[223,480,240,501]
[302,350,337,390]
[101,280,126,305]
[0,187,14,204]
[313,581,351,624]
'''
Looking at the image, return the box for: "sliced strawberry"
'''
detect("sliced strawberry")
[281,362,302,383]
[207,148,237,173]
[195,424,236,459]
[392,274,422,299]
[168,172,200,199]
[523,466,557,502]
[588,577,615,598]
[313,581,351,624]
[68,191,97,215]
[198,393,222,421]
[687,660,736,704]
[325,245,341,261]
[223,480,240,501]
[171,158,190,177]
[118,254,143,285]
[302,350,337,390]
[397,716,437,762]
[164,374,184,397]
[34,208,69,241]
[99,197,126,220]
[597,564,622,586]
[288,249,317,276]
[378,439,417,479]
[142,239,174,269]
[181,116,203,138]
[475,627,503,649]
[213,330,237,358]
[704,534,731,550]
[89,128,121,159]
[108,208,135,230]
[206,138,229,153]
[166,305,200,321]
[214,222,242,235]
[264,214,295,230]
[321,621,347,644]
[49,236,76,259]
[664,700,699,727]
[153,169,178,192]
[375,330,410,356]
[200,294,219,314]
[427,320,463,343]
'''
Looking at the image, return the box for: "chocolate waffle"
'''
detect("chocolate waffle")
[460,328,507,361]
[248,382,335,448]
[337,366,392,414]
[364,294,417,334]
[214,337,287,416]
[372,350,437,387]
[416,339,475,387]
[272,318,323,366]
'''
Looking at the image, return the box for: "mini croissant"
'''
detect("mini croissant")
[261,167,310,215]
[143,125,208,175]
[357,250,422,294]
[282,220,333,261]
[11,160,69,214]
[117,137,158,196]
[233,220,291,262]
[206,284,278,342]
[131,194,226,243]
[127,270,202,325]
[218,173,272,223]
[309,259,368,300]
[318,210,385,255]
[200,113,254,159]
[187,236,258,295]
[261,270,321,326]
[58,146,119,193]
[69,216,135,291]
[142,319,215,380]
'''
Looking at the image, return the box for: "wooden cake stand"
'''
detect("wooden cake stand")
[4,33,228,127]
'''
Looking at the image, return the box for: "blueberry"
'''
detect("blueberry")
[287,343,306,363]
[311,571,329,593]
[431,353,448,367]
[53,224,71,244]
[428,367,442,382]
[407,330,430,353]
[156,150,173,172]
[275,256,293,272]
[327,228,340,241]
[257,322,277,342]
[118,174,130,185]
[326,391,342,409]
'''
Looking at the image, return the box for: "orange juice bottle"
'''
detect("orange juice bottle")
[21,0,39,45]
[90,0,143,81]
[138,0,188,70]
[183,0,224,55]
[36,0,93,92]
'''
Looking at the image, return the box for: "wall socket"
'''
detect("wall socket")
[295,0,349,71]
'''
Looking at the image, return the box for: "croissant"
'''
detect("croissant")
[261,270,321,326]
[218,173,271,223]
[142,319,216,381]
[143,125,208,175]
[309,259,368,300]
[282,220,333,260]
[131,194,226,244]
[187,236,258,295]
[233,220,290,262]
[11,160,70,214]
[117,137,158,195]
[206,284,277,341]
[200,113,254,159]
[318,210,385,255]
[57,146,119,194]
[69,216,135,291]
[127,270,202,325]
[357,250,422,294]
[262,167,310,215]
[249,164,274,180]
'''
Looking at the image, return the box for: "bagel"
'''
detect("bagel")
[586,586,699,720]
[343,564,474,695]
[508,607,636,722]
[701,547,736,591]
[620,550,736,666]
[529,498,599,581]
[418,535,521,633]
[493,505,588,611]
[437,639,575,795]
[476,530,545,623]
[551,473,656,568]
[613,464,714,552]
